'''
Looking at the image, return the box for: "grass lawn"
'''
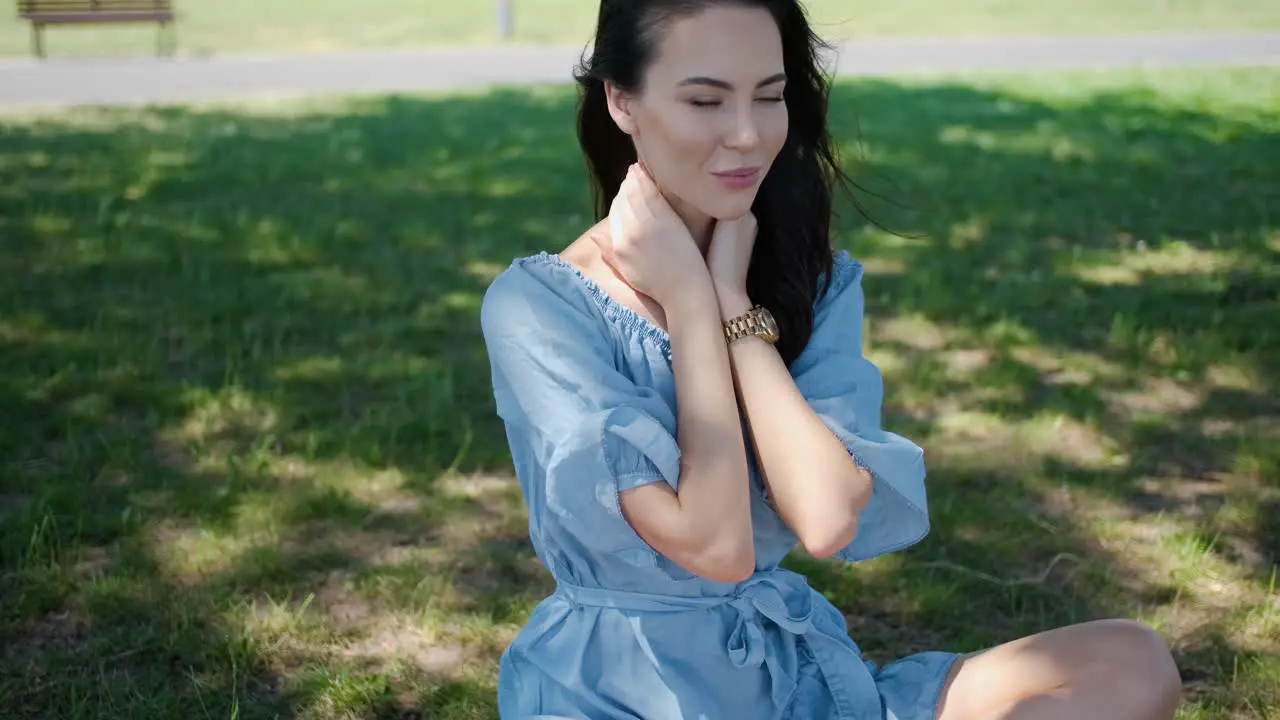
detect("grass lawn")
[2,0,1280,57]
[2,66,1278,719]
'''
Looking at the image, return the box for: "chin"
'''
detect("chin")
[702,193,760,222]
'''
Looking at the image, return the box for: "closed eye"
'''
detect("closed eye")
[689,97,784,109]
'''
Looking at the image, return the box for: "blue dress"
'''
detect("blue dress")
[480,250,958,720]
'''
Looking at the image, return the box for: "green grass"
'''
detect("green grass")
[2,0,1280,57]
[2,66,1278,718]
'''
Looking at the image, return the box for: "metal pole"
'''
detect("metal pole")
[497,0,512,39]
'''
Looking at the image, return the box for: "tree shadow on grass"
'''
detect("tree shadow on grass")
[1,71,1276,717]
[836,72,1277,571]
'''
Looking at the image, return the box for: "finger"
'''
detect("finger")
[611,167,636,221]
[632,166,665,221]
[613,165,634,206]
[639,176,676,222]
[620,164,643,208]
[615,187,639,250]
[626,163,644,196]
[625,169,651,224]
[634,163,660,199]
[608,207,623,250]
[636,160,657,192]
[608,189,624,222]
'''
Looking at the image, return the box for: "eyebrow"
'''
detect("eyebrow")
[677,73,787,90]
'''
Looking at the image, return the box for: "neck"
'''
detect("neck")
[668,194,716,257]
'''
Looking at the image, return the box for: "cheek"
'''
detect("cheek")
[763,111,789,158]
[641,106,720,167]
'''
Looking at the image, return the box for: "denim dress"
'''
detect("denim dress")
[479,250,958,719]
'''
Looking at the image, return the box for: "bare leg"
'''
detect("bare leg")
[935,619,1181,720]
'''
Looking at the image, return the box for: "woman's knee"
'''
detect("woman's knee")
[935,619,1181,720]
[1092,619,1182,716]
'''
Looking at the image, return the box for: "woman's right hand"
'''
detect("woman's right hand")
[597,163,711,311]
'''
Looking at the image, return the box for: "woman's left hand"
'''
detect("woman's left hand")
[706,212,758,300]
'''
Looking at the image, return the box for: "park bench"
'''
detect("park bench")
[17,0,177,58]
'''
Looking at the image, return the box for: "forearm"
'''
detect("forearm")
[618,280,755,581]
[666,283,754,547]
[718,290,872,557]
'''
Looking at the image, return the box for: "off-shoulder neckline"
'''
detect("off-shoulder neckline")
[511,249,858,355]
[515,251,674,352]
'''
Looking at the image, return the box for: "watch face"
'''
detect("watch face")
[760,308,779,340]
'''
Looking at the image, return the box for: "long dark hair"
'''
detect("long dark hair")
[573,0,856,365]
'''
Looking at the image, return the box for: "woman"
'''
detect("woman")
[479,1,1183,718]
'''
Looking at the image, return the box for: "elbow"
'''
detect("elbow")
[686,537,756,584]
[792,479,866,559]
[802,467,871,558]
[798,517,858,560]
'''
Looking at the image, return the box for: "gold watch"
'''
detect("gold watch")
[723,305,780,345]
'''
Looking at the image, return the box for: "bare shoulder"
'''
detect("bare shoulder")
[558,221,607,278]
[559,221,668,333]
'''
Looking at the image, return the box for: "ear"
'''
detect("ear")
[603,81,639,136]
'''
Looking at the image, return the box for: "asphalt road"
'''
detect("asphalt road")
[1,32,1277,110]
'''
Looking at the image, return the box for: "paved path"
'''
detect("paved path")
[2,32,1278,110]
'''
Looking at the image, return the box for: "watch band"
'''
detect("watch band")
[723,305,778,345]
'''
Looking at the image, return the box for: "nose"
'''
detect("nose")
[724,102,760,150]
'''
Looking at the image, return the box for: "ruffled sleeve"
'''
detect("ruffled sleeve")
[480,262,680,568]
[789,251,930,563]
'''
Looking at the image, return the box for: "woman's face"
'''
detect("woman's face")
[610,5,789,226]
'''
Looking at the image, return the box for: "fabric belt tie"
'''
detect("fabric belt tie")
[554,568,864,715]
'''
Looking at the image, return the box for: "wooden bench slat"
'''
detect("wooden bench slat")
[18,2,173,11]
[18,1,173,5]
[19,4,172,8]
[23,11,174,23]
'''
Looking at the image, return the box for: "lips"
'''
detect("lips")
[712,166,762,190]
[713,167,761,178]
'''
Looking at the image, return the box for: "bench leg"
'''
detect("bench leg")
[157,20,178,57]
[31,23,45,59]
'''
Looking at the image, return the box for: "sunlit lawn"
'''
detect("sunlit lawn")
[2,0,1280,57]
[1,66,1278,719]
